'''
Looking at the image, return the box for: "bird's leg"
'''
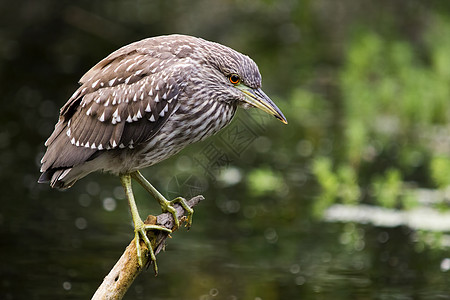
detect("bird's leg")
[131,171,194,229]
[120,174,172,272]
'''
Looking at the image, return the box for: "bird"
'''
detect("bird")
[39,34,287,272]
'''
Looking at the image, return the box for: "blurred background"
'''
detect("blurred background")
[1,0,450,299]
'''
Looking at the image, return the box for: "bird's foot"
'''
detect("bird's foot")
[160,197,194,229]
[129,171,194,229]
[133,219,172,273]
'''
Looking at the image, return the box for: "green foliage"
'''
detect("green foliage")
[312,157,339,216]
[314,17,450,211]
[430,155,450,188]
[371,169,402,209]
[341,26,450,165]
[312,157,360,216]
[289,88,330,128]
[247,167,285,196]
[426,16,450,81]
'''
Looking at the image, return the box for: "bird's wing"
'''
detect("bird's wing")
[45,47,189,152]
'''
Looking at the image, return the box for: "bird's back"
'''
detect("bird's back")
[39,35,240,188]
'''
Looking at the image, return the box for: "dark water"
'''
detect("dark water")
[2,1,450,299]
[2,176,449,299]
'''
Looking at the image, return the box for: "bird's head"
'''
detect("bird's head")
[197,39,288,125]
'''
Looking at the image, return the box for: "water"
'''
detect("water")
[2,181,449,299]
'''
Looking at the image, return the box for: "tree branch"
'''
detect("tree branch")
[91,195,204,300]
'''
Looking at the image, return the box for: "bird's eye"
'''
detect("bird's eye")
[228,74,241,85]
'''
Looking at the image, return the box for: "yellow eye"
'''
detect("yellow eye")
[229,74,240,85]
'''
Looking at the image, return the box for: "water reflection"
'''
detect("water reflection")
[2,185,450,299]
[325,204,450,232]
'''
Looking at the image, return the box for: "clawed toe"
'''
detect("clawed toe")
[134,222,172,274]
[170,197,194,228]
[161,197,194,229]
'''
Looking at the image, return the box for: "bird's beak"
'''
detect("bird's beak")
[236,85,288,124]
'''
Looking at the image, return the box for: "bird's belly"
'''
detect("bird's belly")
[129,107,236,171]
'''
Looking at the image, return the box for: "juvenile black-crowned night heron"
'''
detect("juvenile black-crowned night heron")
[39,34,287,272]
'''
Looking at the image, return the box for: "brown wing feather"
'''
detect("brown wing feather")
[41,37,192,175]
[67,74,181,151]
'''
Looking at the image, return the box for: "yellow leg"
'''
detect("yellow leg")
[120,174,171,273]
[131,171,194,228]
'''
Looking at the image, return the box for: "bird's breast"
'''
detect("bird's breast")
[133,100,237,169]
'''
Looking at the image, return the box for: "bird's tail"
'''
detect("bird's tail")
[39,120,100,189]
[38,167,92,189]
[38,168,74,189]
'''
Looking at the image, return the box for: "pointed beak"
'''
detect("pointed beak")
[236,85,288,124]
